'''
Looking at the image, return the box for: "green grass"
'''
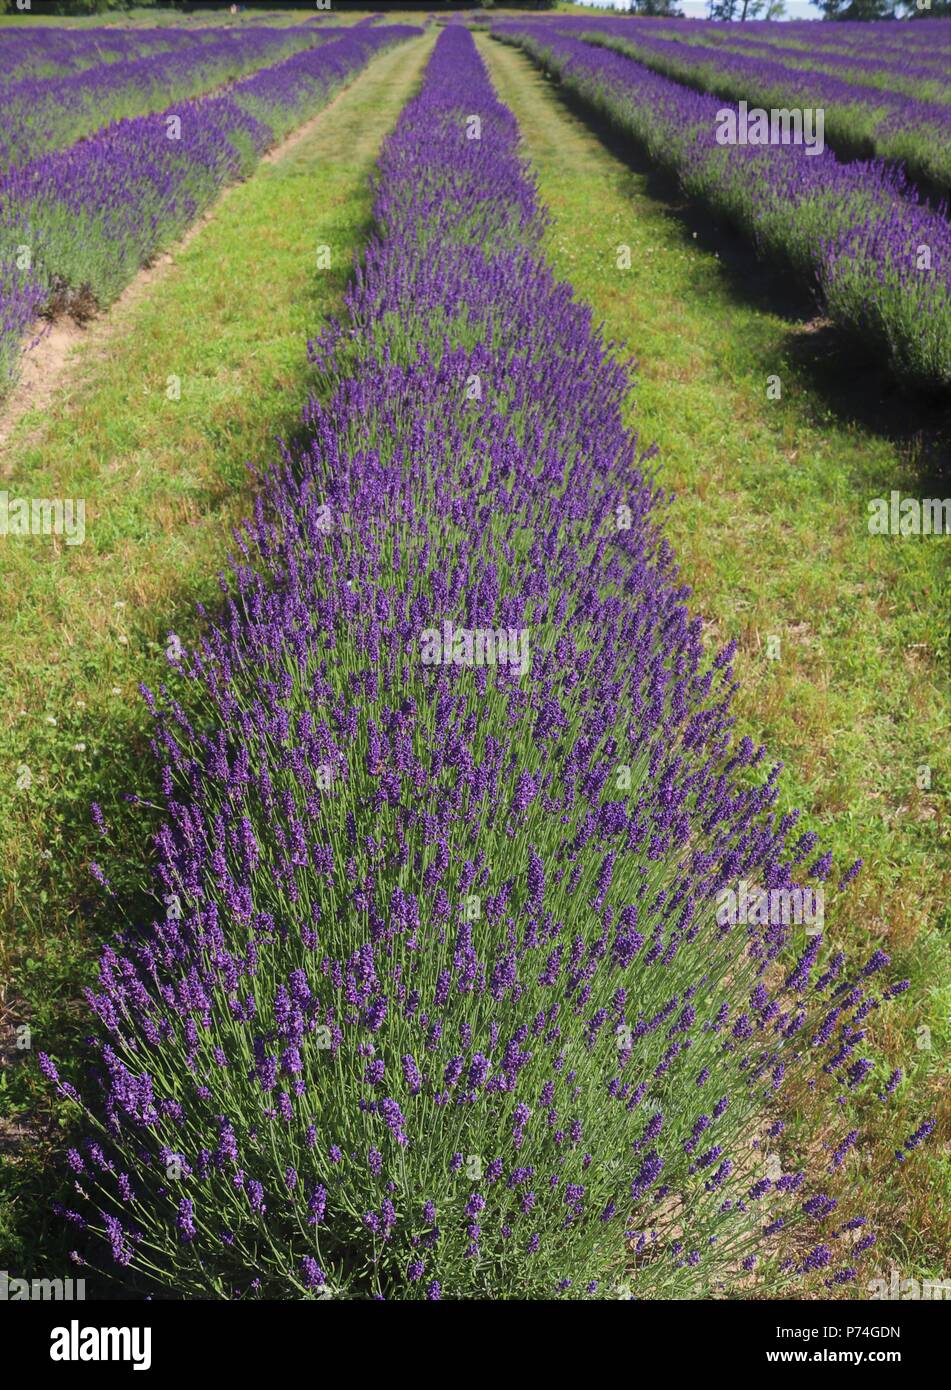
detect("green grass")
[0,29,433,1284]
[478,30,951,1286]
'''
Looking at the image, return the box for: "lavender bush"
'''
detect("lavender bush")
[493,23,951,394]
[0,253,46,390]
[0,24,336,173]
[551,16,951,200]
[648,16,951,105]
[43,28,927,1301]
[0,25,419,388]
[0,25,212,83]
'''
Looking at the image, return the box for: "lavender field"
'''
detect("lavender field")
[0,1,947,1339]
[493,16,951,390]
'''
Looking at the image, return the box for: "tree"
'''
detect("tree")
[816,0,897,17]
[902,0,951,15]
[0,0,176,13]
[708,0,778,17]
[637,0,685,15]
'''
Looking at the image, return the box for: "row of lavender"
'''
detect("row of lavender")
[0,25,419,392]
[44,26,925,1300]
[688,17,951,67]
[589,16,951,99]
[642,16,951,102]
[0,22,222,81]
[493,23,951,395]
[552,17,951,201]
[0,24,338,173]
[0,15,352,82]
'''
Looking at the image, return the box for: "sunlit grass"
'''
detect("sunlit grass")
[480,30,950,1288]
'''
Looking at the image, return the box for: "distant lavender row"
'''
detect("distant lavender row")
[0,26,420,390]
[0,23,214,82]
[495,24,951,394]
[635,19,951,105]
[696,16,951,61]
[45,24,923,1303]
[0,24,337,174]
[555,17,951,201]
[641,16,951,84]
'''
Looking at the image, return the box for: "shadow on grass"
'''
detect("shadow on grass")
[532,67,951,477]
[0,215,381,1301]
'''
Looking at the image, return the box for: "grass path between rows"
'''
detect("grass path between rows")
[479,31,950,1283]
[0,30,434,1280]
